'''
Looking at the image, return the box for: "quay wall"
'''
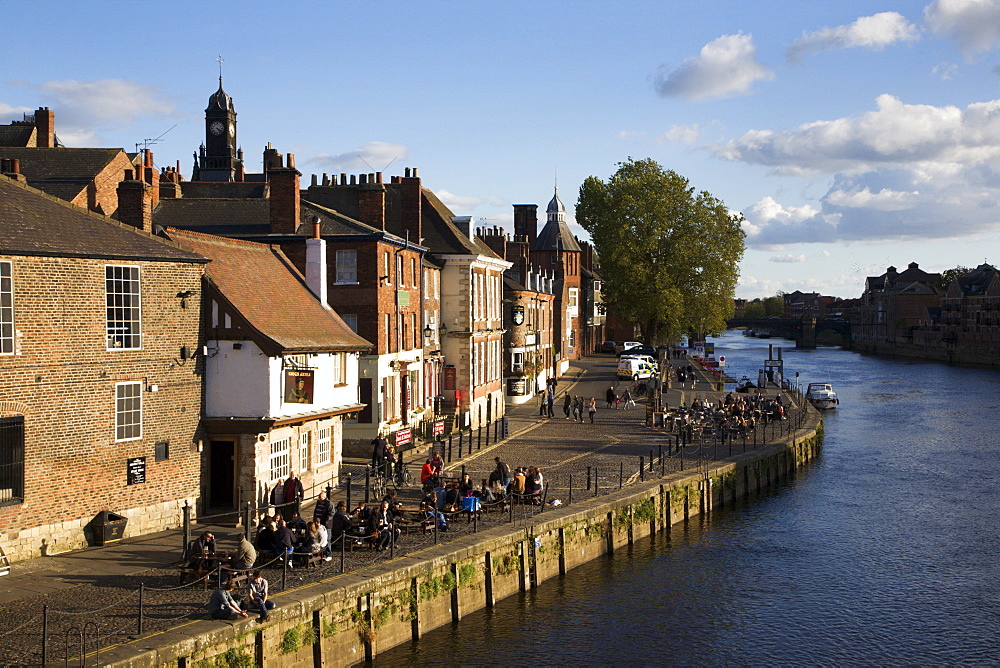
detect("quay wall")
[97,415,823,668]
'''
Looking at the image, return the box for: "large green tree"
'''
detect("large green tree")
[577,158,745,343]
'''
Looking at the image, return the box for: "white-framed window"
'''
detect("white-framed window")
[332,351,346,384]
[115,381,142,442]
[512,351,524,373]
[396,253,403,286]
[335,249,357,283]
[342,313,358,333]
[316,426,331,466]
[383,251,391,284]
[106,265,142,350]
[299,432,310,471]
[270,437,290,482]
[567,288,579,317]
[411,257,418,287]
[0,261,13,355]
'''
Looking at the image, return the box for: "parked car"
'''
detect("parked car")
[617,343,655,358]
[600,340,617,353]
[614,341,642,354]
[617,357,656,380]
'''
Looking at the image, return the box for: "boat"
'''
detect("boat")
[805,382,839,410]
[756,329,771,338]
[735,376,755,393]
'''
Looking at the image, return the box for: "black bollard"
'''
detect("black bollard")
[346,475,353,510]
[569,474,573,505]
[649,450,654,472]
[640,457,644,482]
[448,434,453,462]
[364,468,371,504]
[587,466,592,491]
[478,426,482,450]
[619,461,624,489]
[458,435,462,458]
[138,582,144,635]
[595,467,599,496]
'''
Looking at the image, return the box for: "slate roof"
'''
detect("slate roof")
[955,263,999,297]
[300,200,396,239]
[181,182,267,199]
[165,227,372,354]
[0,125,35,147]
[153,198,271,235]
[0,176,206,263]
[532,218,582,253]
[421,188,502,258]
[0,148,126,202]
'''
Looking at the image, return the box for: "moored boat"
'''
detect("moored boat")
[805,382,838,409]
[734,376,755,393]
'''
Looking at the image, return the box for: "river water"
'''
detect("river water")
[376,331,1000,665]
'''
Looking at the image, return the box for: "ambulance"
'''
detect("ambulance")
[617,356,656,381]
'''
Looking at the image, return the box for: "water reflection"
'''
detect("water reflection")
[376,333,1000,665]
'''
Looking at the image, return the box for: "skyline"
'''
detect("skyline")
[3,1,1000,300]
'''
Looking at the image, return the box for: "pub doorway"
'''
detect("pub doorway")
[208,440,236,510]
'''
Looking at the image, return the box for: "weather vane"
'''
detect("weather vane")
[216,54,224,79]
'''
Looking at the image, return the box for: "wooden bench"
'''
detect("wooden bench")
[178,565,216,589]
[291,552,324,569]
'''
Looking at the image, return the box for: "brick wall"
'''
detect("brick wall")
[0,254,204,562]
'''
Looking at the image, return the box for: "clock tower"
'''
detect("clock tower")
[192,77,244,181]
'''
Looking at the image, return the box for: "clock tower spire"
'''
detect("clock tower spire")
[193,61,243,182]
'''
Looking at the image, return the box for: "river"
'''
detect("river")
[376,331,1000,665]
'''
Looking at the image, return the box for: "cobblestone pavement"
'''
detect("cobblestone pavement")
[0,353,799,666]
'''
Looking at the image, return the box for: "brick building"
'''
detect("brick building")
[856,262,941,346]
[0,175,207,562]
[165,228,370,511]
[0,107,60,148]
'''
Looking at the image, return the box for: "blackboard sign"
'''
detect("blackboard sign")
[653,412,666,428]
[127,457,146,485]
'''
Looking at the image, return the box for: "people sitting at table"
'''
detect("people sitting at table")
[459,473,475,496]
[255,521,275,552]
[373,500,399,551]
[430,452,444,477]
[232,533,257,571]
[294,522,319,558]
[420,501,448,531]
[420,459,439,490]
[206,580,248,621]
[476,478,496,504]
[329,501,351,545]
[186,531,216,568]
[287,512,308,537]
[312,519,331,560]
[443,482,462,511]
[270,519,295,565]
[511,467,527,495]
[524,467,542,504]
[352,501,373,522]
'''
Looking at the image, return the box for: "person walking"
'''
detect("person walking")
[622,388,635,410]
[588,397,597,423]
[563,393,572,419]
[538,389,547,416]
[605,386,615,408]
[546,389,555,418]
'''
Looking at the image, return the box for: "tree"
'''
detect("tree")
[937,266,970,292]
[577,158,745,343]
[762,295,784,317]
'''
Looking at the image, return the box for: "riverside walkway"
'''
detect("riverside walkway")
[0,353,802,665]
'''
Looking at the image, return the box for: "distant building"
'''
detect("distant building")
[856,262,941,347]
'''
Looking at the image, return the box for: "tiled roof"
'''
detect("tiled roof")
[0,147,126,202]
[300,200,394,238]
[421,188,502,258]
[0,176,206,263]
[153,198,271,235]
[0,125,35,147]
[165,227,372,353]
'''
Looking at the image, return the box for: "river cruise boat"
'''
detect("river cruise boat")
[805,382,838,410]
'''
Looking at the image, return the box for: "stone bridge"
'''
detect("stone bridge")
[726,317,852,349]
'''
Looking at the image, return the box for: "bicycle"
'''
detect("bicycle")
[393,465,412,488]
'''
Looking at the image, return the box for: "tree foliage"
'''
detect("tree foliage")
[741,295,784,319]
[576,158,745,343]
[937,266,970,291]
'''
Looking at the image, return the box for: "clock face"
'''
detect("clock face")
[209,121,224,136]
[228,122,235,136]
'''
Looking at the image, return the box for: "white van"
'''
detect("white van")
[617,357,655,380]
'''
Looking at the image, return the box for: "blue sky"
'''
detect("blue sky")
[4,0,1000,299]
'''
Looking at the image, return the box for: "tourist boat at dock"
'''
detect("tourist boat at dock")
[735,376,755,393]
[805,382,839,409]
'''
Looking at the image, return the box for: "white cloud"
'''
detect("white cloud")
[656,124,700,145]
[720,94,1000,246]
[0,102,31,120]
[933,61,960,79]
[435,189,487,211]
[653,33,774,101]
[6,79,177,147]
[925,0,1000,60]
[713,94,1000,175]
[769,254,807,263]
[787,12,919,62]
[307,141,408,172]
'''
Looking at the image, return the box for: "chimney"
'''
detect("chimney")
[266,150,301,234]
[305,216,330,308]
[358,174,386,230]
[400,168,422,243]
[34,107,55,148]
[1,158,26,183]
[513,204,538,245]
[116,170,153,231]
[142,150,160,208]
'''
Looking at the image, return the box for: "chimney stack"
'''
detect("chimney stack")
[34,107,55,148]
[264,147,301,234]
[305,215,330,308]
[116,170,153,232]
